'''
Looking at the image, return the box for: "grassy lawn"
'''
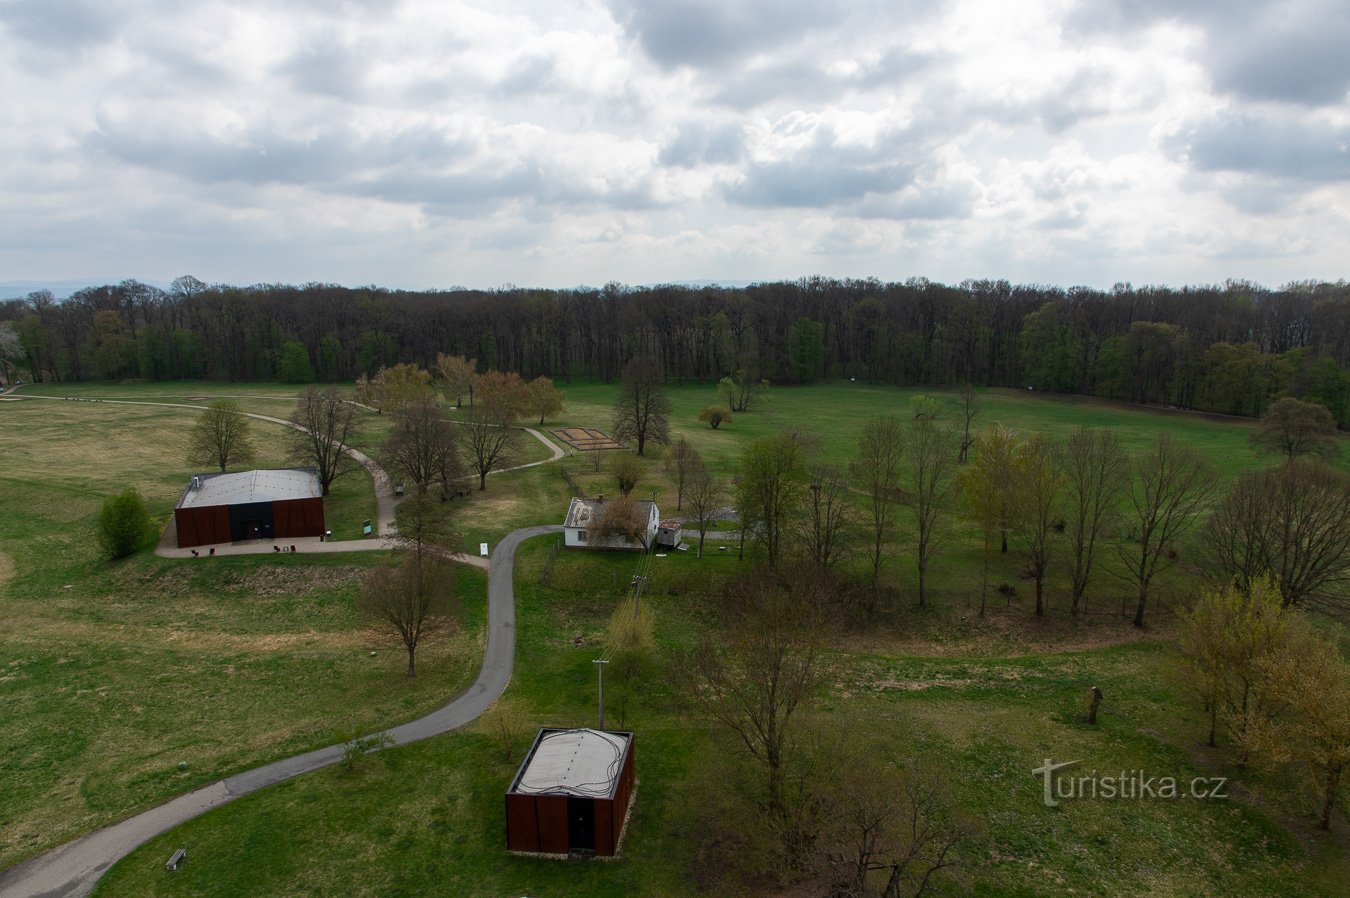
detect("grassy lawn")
[94,540,1347,897]
[0,397,477,868]
[3,379,1346,895]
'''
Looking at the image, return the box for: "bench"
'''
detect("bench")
[165,847,186,871]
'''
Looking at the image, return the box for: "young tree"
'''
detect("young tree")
[853,415,905,592]
[613,356,672,455]
[665,437,700,510]
[958,425,1022,615]
[801,463,853,574]
[1120,434,1219,627]
[1006,435,1065,617]
[1247,620,1350,830]
[685,460,724,558]
[1060,427,1128,614]
[906,420,958,611]
[525,375,565,425]
[460,372,525,490]
[288,386,357,495]
[435,353,477,408]
[608,450,643,497]
[717,367,768,413]
[699,406,733,429]
[382,394,461,499]
[736,431,809,570]
[953,382,980,464]
[677,571,822,820]
[359,551,457,677]
[97,488,152,560]
[369,363,433,414]
[1204,460,1350,615]
[187,399,256,473]
[1249,397,1340,461]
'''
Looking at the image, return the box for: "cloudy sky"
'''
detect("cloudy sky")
[1,0,1347,291]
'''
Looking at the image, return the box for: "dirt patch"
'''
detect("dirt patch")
[551,427,626,451]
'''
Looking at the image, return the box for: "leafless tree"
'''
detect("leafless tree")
[359,550,457,677]
[853,415,905,591]
[718,366,768,412]
[1060,427,1127,614]
[906,420,958,611]
[382,395,461,500]
[802,463,854,574]
[736,431,810,570]
[684,460,723,558]
[435,352,477,408]
[1009,436,1065,616]
[665,436,700,510]
[608,450,643,496]
[1203,459,1350,615]
[677,571,821,820]
[187,398,256,473]
[953,382,980,464]
[613,356,672,455]
[288,386,357,495]
[592,495,651,549]
[1119,434,1219,627]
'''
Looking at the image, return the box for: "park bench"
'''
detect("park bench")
[165,847,186,871]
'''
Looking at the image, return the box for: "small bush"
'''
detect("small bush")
[97,488,152,560]
[699,406,733,429]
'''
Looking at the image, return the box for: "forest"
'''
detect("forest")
[2,275,1349,426]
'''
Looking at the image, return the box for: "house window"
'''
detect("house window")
[578,530,587,542]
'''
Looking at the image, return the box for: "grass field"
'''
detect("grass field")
[3,379,1346,894]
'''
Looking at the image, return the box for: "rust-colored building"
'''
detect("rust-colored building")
[173,468,325,548]
[505,728,635,857]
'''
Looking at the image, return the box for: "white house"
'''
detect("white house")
[563,496,659,551]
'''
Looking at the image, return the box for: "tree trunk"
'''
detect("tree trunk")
[1207,703,1217,748]
[1035,572,1044,616]
[1000,529,1008,554]
[917,560,927,610]
[1133,580,1149,628]
[1319,765,1341,830]
[406,645,416,677]
[479,470,488,490]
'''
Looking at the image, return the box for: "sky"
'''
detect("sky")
[1,0,1347,292]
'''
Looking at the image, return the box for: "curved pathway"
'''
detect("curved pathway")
[0,524,563,898]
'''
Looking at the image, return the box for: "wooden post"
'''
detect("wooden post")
[1088,686,1103,725]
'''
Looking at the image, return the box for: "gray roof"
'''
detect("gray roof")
[177,468,321,509]
[512,729,630,798]
[564,496,657,529]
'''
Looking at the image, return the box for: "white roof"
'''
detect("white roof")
[564,497,656,529]
[178,469,321,509]
[513,729,630,798]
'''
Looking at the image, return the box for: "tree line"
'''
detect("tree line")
[3,275,1349,425]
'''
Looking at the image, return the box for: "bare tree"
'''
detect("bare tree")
[906,420,958,611]
[958,426,1022,615]
[665,436,700,510]
[359,551,457,677]
[684,460,723,558]
[717,366,768,412]
[953,382,980,464]
[460,373,524,490]
[613,356,672,455]
[288,386,357,495]
[802,463,853,574]
[677,571,821,820]
[1119,434,1219,627]
[592,494,651,548]
[0,322,22,384]
[1008,436,1064,616]
[853,415,905,591]
[187,399,256,472]
[1204,459,1350,614]
[699,406,733,429]
[1249,397,1340,461]
[382,395,461,500]
[435,353,477,408]
[1060,427,1127,614]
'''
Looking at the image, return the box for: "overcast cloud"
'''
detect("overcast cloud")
[1,0,1346,291]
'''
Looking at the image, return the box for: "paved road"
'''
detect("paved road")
[0,524,562,898]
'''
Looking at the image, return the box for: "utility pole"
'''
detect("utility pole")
[593,658,609,729]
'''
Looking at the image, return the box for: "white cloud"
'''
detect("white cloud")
[0,0,1346,289]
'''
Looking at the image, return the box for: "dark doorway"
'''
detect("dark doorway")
[567,797,595,851]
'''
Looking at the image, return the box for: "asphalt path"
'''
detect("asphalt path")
[0,524,562,898]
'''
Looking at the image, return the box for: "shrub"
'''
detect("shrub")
[97,488,152,560]
[699,406,733,429]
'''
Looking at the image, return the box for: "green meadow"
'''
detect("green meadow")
[0,379,1343,895]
